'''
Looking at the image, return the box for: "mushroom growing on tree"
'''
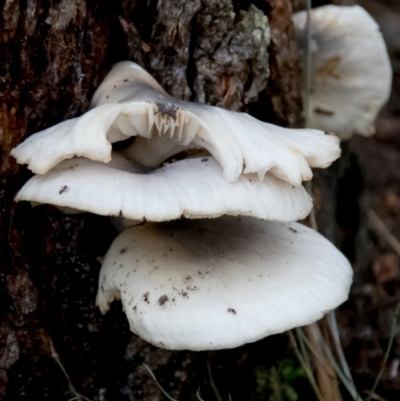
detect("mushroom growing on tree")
[293,5,392,140]
[97,217,351,350]
[11,61,353,350]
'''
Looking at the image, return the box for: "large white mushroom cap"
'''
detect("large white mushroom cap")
[97,216,353,351]
[293,5,392,140]
[15,153,312,222]
[12,61,340,185]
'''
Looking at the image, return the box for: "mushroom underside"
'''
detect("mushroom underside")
[11,61,341,185]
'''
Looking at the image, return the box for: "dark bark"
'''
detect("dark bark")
[0,1,302,399]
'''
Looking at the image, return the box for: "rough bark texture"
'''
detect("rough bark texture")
[0,1,303,400]
[260,0,302,127]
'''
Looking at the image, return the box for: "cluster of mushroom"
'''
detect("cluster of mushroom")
[11,60,353,350]
[293,4,392,140]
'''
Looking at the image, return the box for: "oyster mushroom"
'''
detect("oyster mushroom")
[12,62,340,185]
[15,154,312,222]
[11,61,352,350]
[97,216,352,350]
[293,5,392,140]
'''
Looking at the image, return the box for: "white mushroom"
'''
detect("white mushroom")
[96,216,353,351]
[15,154,312,222]
[12,61,340,186]
[293,5,392,140]
[10,61,352,351]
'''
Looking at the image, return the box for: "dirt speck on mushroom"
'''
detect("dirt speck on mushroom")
[158,295,168,306]
[143,292,149,304]
[59,185,69,194]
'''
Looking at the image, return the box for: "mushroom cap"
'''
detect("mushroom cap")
[96,216,353,351]
[15,154,312,222]
[293,5,392,140]
[11,61,340,186]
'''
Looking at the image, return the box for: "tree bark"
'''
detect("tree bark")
[0,1,302,399]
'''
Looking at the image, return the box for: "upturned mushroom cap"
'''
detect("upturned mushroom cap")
[96,216,353,351]
[11,61,340,185]
[293,5,392,140]
[15,154,312,222]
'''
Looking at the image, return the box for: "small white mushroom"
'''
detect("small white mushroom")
[293,5,392,140]
[11,61,340,185]
[15,154,312,222]
[96,216,353,351]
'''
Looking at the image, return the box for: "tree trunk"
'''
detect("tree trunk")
[0,1,302,399]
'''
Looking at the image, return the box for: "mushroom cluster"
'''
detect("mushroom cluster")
[11,61,352,350]
[293,5,392,140]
